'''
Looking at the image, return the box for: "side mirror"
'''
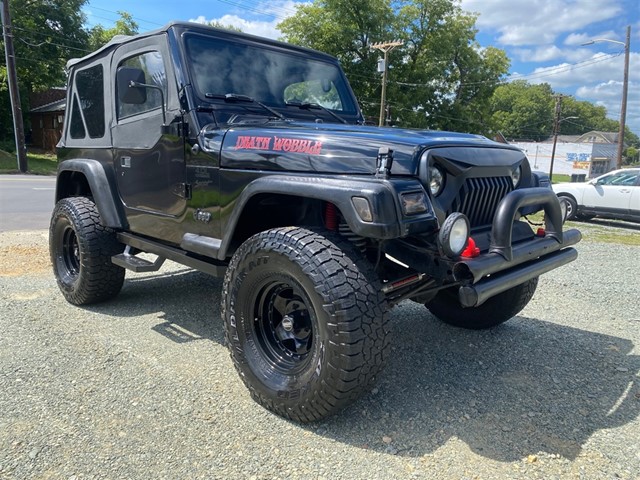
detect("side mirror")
[117,67,147,104]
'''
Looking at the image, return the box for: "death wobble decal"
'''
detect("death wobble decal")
[234,135,323,155]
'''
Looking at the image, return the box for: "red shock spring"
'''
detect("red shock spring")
[325,202,338,231]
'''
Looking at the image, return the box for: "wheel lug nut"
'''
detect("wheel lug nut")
[282,316,294,332]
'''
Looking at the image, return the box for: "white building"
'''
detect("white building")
[510,131,619,178]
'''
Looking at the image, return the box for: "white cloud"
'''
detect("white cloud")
[516,51,639,133]
[460,0,622,46]
[564,32,590,46]
[523,51,639,88]
[189,0,300,39]
[189,14,281,39]
[513,45,564,62]
[577,81,640,134]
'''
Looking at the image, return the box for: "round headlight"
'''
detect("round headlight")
[511,165,522,187]
[429,165,445,196]
[438,213,470,258]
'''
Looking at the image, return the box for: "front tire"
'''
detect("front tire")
[222,227,389,422]
[50,197,125,305]
[426,278,538,329]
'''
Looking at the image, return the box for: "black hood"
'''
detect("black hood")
[211,121,524,175]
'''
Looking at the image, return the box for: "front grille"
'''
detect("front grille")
[450,177,513,227]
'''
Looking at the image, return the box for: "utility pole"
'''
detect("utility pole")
[372,40,403,127]
[581,26,631,169]
[1,0,27,172]
[549,94,564,181]
[616,25,630,169]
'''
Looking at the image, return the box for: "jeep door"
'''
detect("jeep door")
[111,36,187,243]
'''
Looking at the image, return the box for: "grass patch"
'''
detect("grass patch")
[568,221,640,246]
[525,212,639,246]
[551,173,571,184]
[0,150,58,175]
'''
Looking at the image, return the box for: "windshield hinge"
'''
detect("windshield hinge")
[376,147,394,178]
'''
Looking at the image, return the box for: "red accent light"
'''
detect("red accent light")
[461,237,480,258]
[536,228,546,237]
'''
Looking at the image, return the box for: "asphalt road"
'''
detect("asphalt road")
[0,175,56,232]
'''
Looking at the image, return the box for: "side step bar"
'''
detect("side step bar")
[113,232,227,277]
[112,246,166,272]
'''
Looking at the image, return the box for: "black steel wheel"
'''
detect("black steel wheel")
[222,227,389,423]
[253,279,316,372]
[426,277,538,330]
[50,197,125,305]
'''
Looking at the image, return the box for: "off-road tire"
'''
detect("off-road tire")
[222,227,389,422]
[50,197,125,305]
[426,277,538,329]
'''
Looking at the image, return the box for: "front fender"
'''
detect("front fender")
[217,175,437,260]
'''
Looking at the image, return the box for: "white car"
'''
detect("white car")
[552,168,640,222]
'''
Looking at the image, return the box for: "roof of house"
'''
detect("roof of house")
[576,131,619,143]
[537,131,620,145]
[30,98,66,114]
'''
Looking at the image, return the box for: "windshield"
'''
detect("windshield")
[184,34,358,115]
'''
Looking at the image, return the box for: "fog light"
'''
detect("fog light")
[400,191,428,215]
[351,196,373,222]
[438,213,470,258]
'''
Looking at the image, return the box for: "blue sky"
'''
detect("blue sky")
[84,0,639,135]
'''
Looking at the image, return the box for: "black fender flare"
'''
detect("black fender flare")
[218,175,412,260]
[56,159,128,229]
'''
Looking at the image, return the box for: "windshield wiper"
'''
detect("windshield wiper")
[285,100,348,124]
[204,92,287,121]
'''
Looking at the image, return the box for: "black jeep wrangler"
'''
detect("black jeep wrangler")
[50,22,581,422]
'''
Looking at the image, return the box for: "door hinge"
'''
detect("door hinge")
[178,183,192,199]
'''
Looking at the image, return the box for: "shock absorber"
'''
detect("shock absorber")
[325,202,338,231]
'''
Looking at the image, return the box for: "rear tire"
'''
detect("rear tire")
[222,227,389,422]
[50,197,125,305]
[426,278,538,329]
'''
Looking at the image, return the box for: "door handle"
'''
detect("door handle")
[618,188,630,193]
[120,156,131,168]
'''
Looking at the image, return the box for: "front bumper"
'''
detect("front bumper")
[452,187,581,306]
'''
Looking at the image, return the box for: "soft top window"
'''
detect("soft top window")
[184,34,356,114]
[75,65,105,138]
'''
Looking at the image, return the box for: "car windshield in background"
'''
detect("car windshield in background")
[184,34,357,114]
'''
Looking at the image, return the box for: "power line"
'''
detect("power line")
[87,5,164,28]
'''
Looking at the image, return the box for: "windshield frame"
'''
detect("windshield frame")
[178,30,363,125]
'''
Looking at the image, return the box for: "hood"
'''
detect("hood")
[206,121,523,175]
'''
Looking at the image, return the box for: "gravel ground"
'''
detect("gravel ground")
[1,225,639,479]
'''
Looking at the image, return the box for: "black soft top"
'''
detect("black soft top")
[66,21,338,70]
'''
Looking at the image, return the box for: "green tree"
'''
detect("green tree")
[208,21,243,33]
[87,11,138,51]
[1,0,88,141]
[488,80,554,141]
[279,0,509,132]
